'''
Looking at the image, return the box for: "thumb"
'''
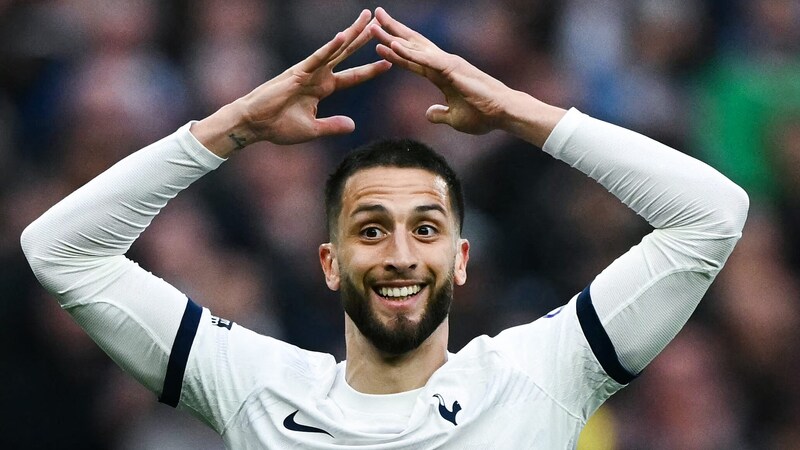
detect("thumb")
[425,104,450,125]
[314,116,356,136]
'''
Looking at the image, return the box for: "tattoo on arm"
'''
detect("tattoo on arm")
[228,133,247,151]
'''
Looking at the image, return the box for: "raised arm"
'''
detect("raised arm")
[20,10,387,398]
[373,8,749,378]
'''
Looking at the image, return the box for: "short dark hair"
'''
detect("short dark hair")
[324,138,465,239]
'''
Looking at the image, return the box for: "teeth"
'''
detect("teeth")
[379,285,421,298]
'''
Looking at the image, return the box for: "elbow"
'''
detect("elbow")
[686,169,750,238]
[691,180,749,272]
[674,178,750,272]
[715,180,750,237]
[20,218,52,285]
[20,218,43,268]
[20,216,68,294]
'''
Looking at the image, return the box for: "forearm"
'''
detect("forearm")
[499,91,567,148]
[543,108,748,235]
[21,123,224,281]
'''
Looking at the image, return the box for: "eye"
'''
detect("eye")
[360,226,386,240]
[415,225,438,237]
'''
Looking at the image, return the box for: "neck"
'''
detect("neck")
[344,318,449,394]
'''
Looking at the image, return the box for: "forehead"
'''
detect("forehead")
[341,166,450,212]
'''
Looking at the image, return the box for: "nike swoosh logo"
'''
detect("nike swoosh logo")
[283,410,333,437]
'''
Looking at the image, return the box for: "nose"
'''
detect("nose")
[383,231,418,273]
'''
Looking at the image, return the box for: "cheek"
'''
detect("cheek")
[340,247,380,277]
[427,246,458,273]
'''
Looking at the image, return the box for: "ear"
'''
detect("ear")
[454,238,470,286]
[319,243,340,291]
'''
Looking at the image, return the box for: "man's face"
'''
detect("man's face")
[319,167,469,355]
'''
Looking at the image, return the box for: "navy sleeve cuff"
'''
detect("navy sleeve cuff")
[576,285,636,385]
[159,298,202,407]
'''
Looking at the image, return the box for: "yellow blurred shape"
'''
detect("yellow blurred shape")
[577,405,616,450]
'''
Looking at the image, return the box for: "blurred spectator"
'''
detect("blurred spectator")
[766,113,800,271]
[693,0,800,203]
[558,0,709,146]
[187,0,282,114]
[614,325,751,449]
[712,210,800,442]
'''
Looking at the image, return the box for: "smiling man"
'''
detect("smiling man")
[321,144,469,394]
[21,8,748,449]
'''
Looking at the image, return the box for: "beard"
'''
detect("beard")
[340,269,454,355]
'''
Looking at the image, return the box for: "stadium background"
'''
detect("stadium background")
[1,0,799,448]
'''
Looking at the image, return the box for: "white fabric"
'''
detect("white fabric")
[541,109,748,373]
[178,297,610,448]
[21,122,224,394]
[20,109,749,448]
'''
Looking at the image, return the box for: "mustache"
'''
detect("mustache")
[364,273,435,286]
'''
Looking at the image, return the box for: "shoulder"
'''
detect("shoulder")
[176,306,338,431]
[182,306,337,404]
[192,307,337,382]
[452,299,575,367]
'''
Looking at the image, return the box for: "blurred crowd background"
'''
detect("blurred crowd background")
[1,0,799,448]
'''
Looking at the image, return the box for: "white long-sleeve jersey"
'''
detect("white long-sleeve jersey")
[21,108,748,448]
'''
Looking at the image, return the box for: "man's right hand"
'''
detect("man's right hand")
[192,9,391,157]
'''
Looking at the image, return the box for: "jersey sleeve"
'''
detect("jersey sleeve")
[492,109,749,419]
[544,109,748,375]
[20,124,223,395]
[20,125,337,432]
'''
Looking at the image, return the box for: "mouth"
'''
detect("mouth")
[371,283,427,312]
[375,284,423,300]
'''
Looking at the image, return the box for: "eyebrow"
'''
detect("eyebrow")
[349,204,447,218]
[350,204,388,217]
[414,204,447,216]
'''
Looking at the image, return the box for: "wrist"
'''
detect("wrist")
[190,101,257,158]
[500,91,567,148]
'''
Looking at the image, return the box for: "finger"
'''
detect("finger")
[373,24,448,73]
[375,7,420,41]
[335,60,392,90]
[426,104,451,125]
[298,10,370,73]
[370,22,408,48]
[328,10,373,65]
[299,32,347,73]
[376,43,426,76]
[377,43,452,92]
[389,40,443,71]
[330,18,378,68]
[314,115,356,136]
